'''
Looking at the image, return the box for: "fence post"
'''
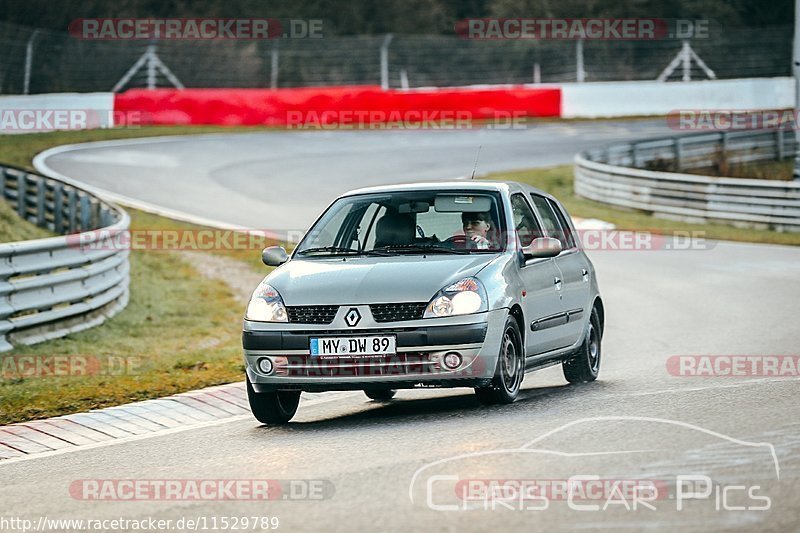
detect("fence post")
[681,41,691,81]
[23,30,39,95]
[270,40,279,89]
[576,39,586,82]
[380,34,394,90]
[146,44,157,90]
[399,69,409,90]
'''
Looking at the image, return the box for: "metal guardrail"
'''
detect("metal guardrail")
[574,129,800,232]
[0,164,130,351]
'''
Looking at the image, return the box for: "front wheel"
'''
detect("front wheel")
[246,376,301,425]
[563,308,602,384]
[475,316,524,405]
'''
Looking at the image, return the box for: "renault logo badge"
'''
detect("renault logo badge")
[344,308,362,327]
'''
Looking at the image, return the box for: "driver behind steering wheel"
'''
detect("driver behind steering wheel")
[460,211,493,249]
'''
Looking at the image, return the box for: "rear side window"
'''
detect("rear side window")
[529,194,575,250]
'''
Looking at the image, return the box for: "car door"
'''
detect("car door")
[529,193,591,346]
[509,193,570,357]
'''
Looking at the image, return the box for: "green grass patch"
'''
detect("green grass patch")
[0,200,54,242]
[684,159,793,181]
[489,165,800,246]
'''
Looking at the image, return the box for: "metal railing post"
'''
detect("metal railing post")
[674,137,683,170]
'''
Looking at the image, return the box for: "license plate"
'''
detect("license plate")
[310,336,396,357]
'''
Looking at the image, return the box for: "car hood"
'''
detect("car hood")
[264,254,499,305]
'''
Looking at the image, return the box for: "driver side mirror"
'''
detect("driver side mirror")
[262,246,289,267]
[522,237,562,260]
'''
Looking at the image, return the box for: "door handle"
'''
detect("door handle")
[581,268,589,281]
[554,277,562,290]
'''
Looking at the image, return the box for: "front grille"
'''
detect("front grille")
[370,303,427,323]
[286,305,339,324]
[278,353,436,378]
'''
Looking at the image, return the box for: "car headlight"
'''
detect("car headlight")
[424,277,488,318]
[245,282,288,322]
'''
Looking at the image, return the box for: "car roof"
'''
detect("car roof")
[341,180,554,200]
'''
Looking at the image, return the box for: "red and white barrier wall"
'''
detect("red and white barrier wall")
[0,78,793,132]
[113,85,561,126]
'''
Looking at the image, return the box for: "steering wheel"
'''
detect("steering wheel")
[444,235,471,248]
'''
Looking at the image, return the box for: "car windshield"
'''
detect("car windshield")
[295,190,506,256]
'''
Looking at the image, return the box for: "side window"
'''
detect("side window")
[547,199,577,249]
[529,194,574,250]
[510,194,541,247]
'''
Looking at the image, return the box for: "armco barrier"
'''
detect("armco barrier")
[114,85,561,126]
[0,164,130,351]
[574,129,800,231]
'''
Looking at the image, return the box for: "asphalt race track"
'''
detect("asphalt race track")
[6,120,800,531]
[38,120,673,230]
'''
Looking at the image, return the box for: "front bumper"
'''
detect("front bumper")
[243,309,507,392]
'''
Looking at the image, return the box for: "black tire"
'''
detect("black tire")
[475,316,525,405]
[563,307,602,384]
[364,389,397,402]
[246,376,301,425]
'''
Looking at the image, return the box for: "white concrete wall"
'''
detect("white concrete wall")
[560,77,794,118]
[0,92,115,133]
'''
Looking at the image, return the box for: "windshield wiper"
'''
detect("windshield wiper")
[297,246,362,256]
[371,244,470,255]
[297,246,393,257]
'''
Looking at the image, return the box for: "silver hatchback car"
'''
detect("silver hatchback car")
[242,181,604,424]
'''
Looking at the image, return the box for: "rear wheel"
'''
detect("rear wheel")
[475,317,524,405]
[563,307,602,383]
[246,376,301,425]
[364,389,396,402]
